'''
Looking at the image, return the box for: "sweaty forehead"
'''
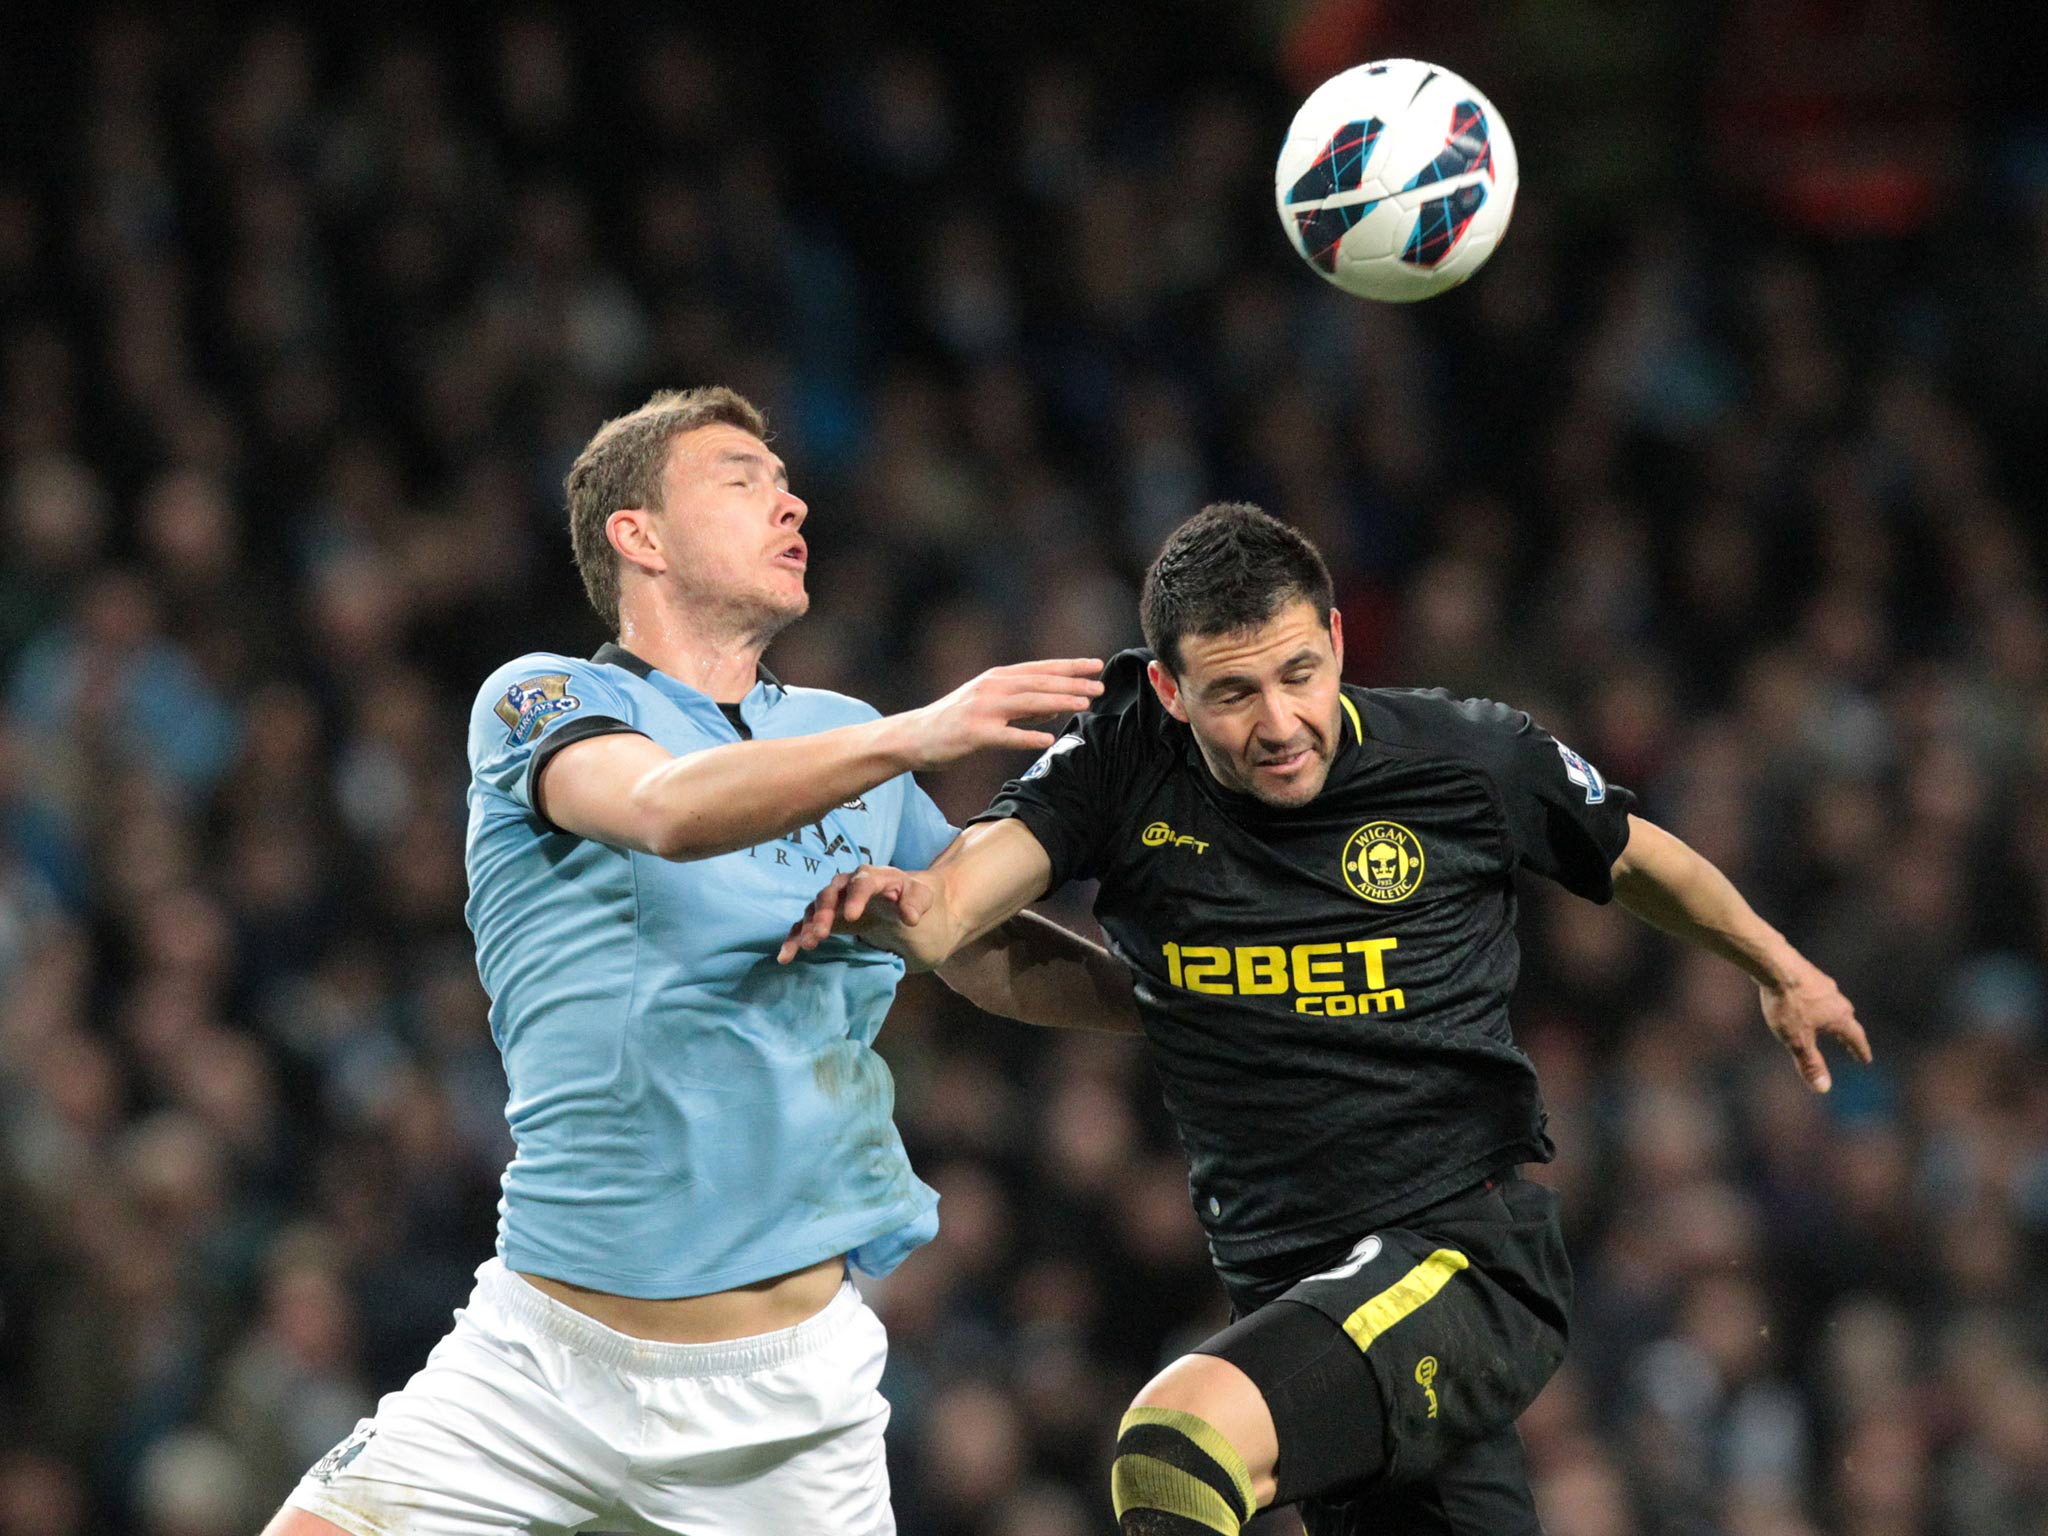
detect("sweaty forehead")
[1181,601,1331,682]
[670,424,787,483]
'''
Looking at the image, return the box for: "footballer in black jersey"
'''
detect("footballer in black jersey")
[781,506,1869,1536]
[978,648,1628,1293]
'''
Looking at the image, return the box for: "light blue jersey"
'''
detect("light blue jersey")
[463,643,952,1298]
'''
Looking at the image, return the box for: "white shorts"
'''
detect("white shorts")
[286,1259,894,1536]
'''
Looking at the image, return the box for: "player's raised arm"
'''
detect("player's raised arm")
[538,660,1103,861]
[1610,813,1872,1092]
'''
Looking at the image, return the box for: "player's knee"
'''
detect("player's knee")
[1112,1358,1269,1534]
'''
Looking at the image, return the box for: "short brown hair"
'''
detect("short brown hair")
[564,386,770,630]
[1140,503,1335,673]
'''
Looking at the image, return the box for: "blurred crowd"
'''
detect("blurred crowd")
[2,4,2045,1534]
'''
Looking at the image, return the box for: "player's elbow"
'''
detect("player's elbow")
[629,778,719,862]
[644,822,708,862]
[642,811,738,863]
[1614,815,1701,883]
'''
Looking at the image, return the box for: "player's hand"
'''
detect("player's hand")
[777,864,941,969]
[1759,954,1871,1093]
[900,659,1103,768]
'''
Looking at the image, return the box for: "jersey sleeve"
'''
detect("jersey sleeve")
[469,657,646,826]
[970,652,1152,891]
[1467,701,1636,901]
[889,780,959,872]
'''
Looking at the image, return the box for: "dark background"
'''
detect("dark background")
[2,4,2045,1533]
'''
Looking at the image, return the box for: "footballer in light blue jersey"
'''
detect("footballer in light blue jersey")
[275,385,1132,1536]
[466,642,957,1297]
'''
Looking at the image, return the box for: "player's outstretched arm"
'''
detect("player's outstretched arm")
[537,660,1103,861]
[779,820,1054,967]
[936,908,1142,1034]
[777,820,1141,1032]
[1610,813,1872,1092]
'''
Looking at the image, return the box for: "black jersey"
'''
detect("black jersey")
[976,650,1635,1287]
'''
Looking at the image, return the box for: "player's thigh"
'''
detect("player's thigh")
[280,1315,627,1536]
[1287,1209,1565,1474]
[1302,1425,1540,1536]
[1192,1298,1383,1509]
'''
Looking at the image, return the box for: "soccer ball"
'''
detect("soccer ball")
[1274,59,1518,302]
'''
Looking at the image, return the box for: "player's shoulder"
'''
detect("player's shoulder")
[479,649,593,686]
[474,650,626,709]
[1094,647,1168,725]
[1064,647,1175,754]
[1353,684,1535,766]
[470,650,641,752]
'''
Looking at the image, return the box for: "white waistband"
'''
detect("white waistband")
[476,1259,864,1378]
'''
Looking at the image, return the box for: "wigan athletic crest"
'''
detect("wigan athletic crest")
[1342,821,1426,904]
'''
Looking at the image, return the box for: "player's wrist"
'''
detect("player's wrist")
[1750,939,1802,994]
[869,708,939,773]
[900,879,965,966]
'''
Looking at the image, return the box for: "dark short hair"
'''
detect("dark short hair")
[1140,503,1335,673]
[564,386,769,631]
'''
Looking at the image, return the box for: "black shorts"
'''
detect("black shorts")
[1195,1172,1571,1536]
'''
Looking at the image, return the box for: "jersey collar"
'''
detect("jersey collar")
[1340,691,1365,746]
[593,642,786,697]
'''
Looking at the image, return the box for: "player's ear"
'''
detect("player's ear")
[1147,658,1190,723]
[608,507,668,578]
[1329,607,1344,672]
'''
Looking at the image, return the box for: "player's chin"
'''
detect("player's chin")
[1246,755,1330,807]
[765,582,810,621]
[749,586,809,645]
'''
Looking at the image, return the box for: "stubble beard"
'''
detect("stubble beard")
[1241,746,1333,808]
[677,572,809,650]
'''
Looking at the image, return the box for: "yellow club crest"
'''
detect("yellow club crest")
[1342,821,1424,903]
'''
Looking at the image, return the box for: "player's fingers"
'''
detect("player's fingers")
[894,881,934,926]
[991,689,1102,722]
[780,890,835,962]
[844,868,900,923]
[1010,675,1104,698]
[1828,1012,1874,1064]
[802,906,838,946]
[1787,1034,1832,1093]
[994,658,1103,679]
[801,876,851,946]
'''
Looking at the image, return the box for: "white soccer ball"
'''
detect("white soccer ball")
[1274,58,1519,302]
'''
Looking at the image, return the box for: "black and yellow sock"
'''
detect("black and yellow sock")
[1111,1405,1258,1534]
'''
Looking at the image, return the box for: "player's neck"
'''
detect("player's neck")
[615,602,774,705]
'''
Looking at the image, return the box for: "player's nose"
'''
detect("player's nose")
[1251,691,1295,743]
[775,486,807,527]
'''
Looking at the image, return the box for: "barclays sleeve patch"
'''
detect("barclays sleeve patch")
[1554,740,1607,804]
[495,674,583,746]
[1021,733,1085,782]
